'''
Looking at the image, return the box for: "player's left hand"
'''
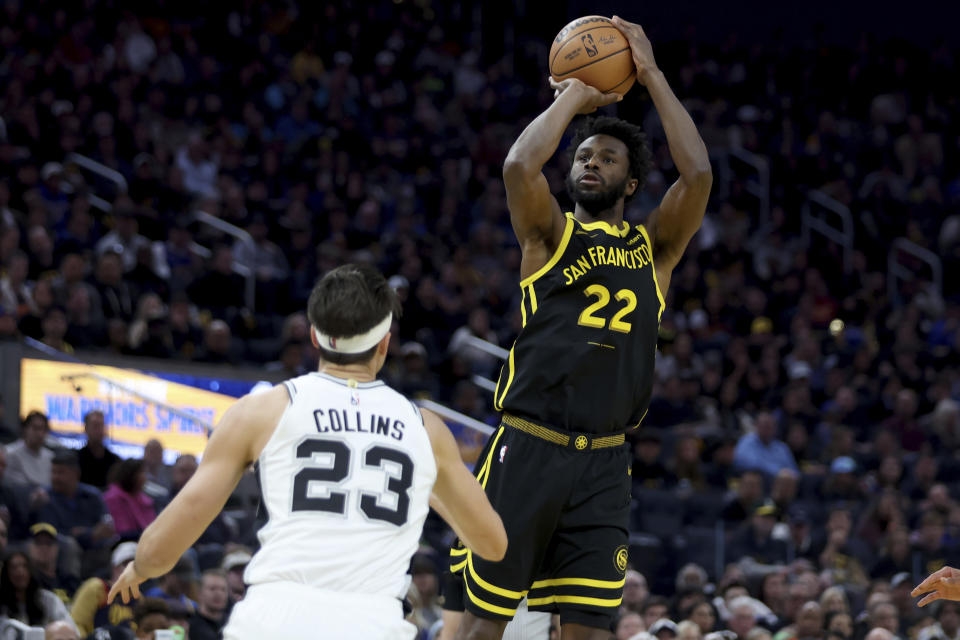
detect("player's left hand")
[611,16,659,83]
[107,561,146,605]
[912,566,960,606]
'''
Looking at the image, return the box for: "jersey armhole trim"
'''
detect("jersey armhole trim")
[636,224,666,320]
[409,400,423,424]
[282,381,297,402]
[519,213,574,289]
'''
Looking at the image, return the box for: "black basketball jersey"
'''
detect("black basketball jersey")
[494,212,664,434]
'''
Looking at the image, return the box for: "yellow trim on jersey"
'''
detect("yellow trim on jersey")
[494,348,516,411]
[520,286,528,327]
[464,576,519,617]
[636,224,665,320]
[530,576,626,590]
[631,407,650,430]
[528,284,538,313]
[527,594,623,608]
[519,214,574,288]
[450,547,468,557]
[467,554,527,599]
[576,217,630,237]
[451,559,467,572]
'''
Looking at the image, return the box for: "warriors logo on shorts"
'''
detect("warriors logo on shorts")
[614,545,628,574]
[575,435,588,450]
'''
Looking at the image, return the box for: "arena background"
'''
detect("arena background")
[1,0,959,638]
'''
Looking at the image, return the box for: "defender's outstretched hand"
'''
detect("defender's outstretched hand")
[912,566,960,606]
[107,561,146,605]
[548,77,622,114]
[611,16,659,83]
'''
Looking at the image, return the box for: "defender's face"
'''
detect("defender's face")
[568,134,635,199]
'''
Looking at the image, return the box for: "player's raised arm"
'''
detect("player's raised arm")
[108,386,288,604]
[613,16,712,280]
[503,78,621,272]
[421,409,507,562]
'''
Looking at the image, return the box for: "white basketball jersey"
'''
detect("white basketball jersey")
[244,372,437,599]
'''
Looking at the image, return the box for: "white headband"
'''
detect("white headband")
[313,313,393,354]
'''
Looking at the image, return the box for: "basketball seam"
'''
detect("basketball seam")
[552,47,631,79]
[550,24,619,70]
[604,69,636,93]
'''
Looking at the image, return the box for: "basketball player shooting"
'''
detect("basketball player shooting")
[108,264,507,640]
[445,16,712,640]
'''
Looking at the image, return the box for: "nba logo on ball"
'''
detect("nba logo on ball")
[499,445,508,463]
[581,33,598,57]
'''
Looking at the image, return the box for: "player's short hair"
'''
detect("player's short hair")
[307,264,402,366]
[569,116,653,200]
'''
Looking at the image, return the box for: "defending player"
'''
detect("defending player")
[109,264,507,640]
[447,16,712,640]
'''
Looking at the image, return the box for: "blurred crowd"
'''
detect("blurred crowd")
[1,0,960,639]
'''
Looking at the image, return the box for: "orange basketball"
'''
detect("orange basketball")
[549,16,636,95]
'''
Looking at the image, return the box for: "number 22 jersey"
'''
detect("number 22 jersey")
[495,212,665,434]
[244,372,436,598]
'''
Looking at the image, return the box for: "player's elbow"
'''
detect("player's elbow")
[502,155,537,184]
[689,164,713,189]
[474,518,508,562]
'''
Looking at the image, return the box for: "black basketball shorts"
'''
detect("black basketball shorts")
[444,414,631,628]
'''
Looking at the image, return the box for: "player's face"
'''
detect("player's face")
[566,134,636,214]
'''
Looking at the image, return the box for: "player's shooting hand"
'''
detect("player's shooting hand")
[107,561,146,605]
[548,77,621,114]
[611,16,659,83]
[912,566,960,606]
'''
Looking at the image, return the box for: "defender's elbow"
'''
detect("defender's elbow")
[476,524,508,562]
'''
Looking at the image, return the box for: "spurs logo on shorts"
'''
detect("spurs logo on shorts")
[614,546,628,574]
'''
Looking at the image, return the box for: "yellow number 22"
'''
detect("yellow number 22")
[577,284,637,333]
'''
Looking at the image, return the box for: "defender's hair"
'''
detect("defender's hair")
[307,263,402,365]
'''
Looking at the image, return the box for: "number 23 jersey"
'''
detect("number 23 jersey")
[244,372,436,598]
[495,212,665,434]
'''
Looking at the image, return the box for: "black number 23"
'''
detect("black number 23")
[292,438,414,526]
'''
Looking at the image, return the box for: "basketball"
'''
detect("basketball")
[549,16,636,95]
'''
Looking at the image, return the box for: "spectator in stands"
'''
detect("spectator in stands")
[871,527,913,580]
[220,549,251,602]
[70,541,137,636]
[651,619,681,640]
[727,502,789,565]
[36,449,113,550]
[643,597,671,631]
[27,523,76,601]
[132,597,172,640]
[687,601,718,634]
[917,601,960,640]
[94,209,150,273]
[912,512,952,584]
[186,246,245,319]
[103,459,155,538]
[825,610,853,640]
[633,432,675,489]
[38,306,73,354]
[0,446,35,540]
[733,411,798,479]
[0,550,78,631]
[818,507,870,589]
[821,458,866,504]
[726,596,758,640]
[671,436,707,491]
[616,612,645,640]
[77,410,120,490]
[92,251,136,322]
[622,570,650,615]
[867,602,899,636]
[188,569,229,640]
[6,411,54,487]
[770,469,800,518]
[44,621,79,640]
[192,319,238,365]
[141,439,171,497]
[143,556,196,613]
[678,620,703,640]
[722,471,765,524]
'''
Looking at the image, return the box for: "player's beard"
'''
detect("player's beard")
[565,173,629,215]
